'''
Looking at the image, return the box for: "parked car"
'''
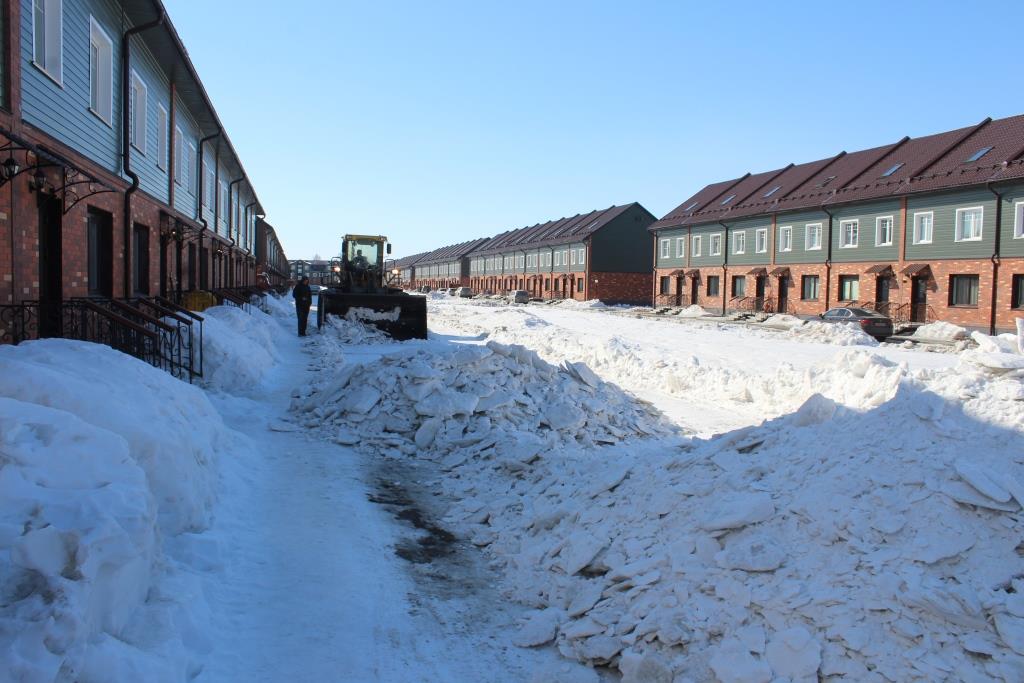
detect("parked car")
[448,287,458,296]
[457,287,473,298]
[510,290,530,304]
[419,285,431,293]
[819,307,894,340]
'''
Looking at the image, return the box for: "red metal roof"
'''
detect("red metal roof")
[413,237,492,266]
[472,203,648,256]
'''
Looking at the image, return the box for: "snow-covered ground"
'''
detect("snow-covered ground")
[2,293,1023,682]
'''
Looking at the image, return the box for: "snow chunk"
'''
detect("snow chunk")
[765,627,821,680]
[700,493,774,531]
[913,321,968,341]
[514,609,562,647]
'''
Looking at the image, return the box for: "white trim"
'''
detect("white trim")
[839,219,859,248]
[710,233,722,256]
[692,235,702,257]
[875,215,894,246]
[805,222,822,251]
[578,247,585,265]
[174,126,184,185]
[660,238,670,258]
[32,0,64,86]
[88,16,113,125]
[912,211,934,244]
[129,70,148,154]
[187,142,197,194]
[732,230,745,254]
[755,228,768,253]
[954,206,984,242]
[156,105,168,170]
[675,236,685,257]
[1015,202,1024,239]
[778,226,792,252]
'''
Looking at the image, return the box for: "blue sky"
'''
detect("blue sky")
[164,0,1024,261]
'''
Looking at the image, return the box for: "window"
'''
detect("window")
[555,251,562,266]
[763,186,781,198]
[692,235,702,257]
[731,275,746,297]
[840,220,858,248]
[710,233,722,256]
[132,223,149,295]
[1015,202,1024,239]
[778,226,792,252]
[720,194,736,205]
[805,223,822,251]
[817,175,836,188]
[955,207,983,242]
[876,216,894,246]
[156,106,168,170]
[33,0,62,83]
[913,212,933,244]
[755,228,768,253]
[576,278,583,293]
[949,275,979,307]
[174,126,184,185]
[578,248,585,265]
[218,180,228,221]
[801,275,820,301]
[130,71,147,153]
[570,250,576,266]
[1012,275,1024,309]
[684,201,699,212]
[187,143,196,194]
[204,162,214,208]
[89,18,112,123]
[881,162,904,178]
[706,276,720,297]
[733,231,745,254]
[965,146,993,163]
[839,275,859,301]
[676,237,685,257]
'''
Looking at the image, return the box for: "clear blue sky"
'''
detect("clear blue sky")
[164,0,1024,261]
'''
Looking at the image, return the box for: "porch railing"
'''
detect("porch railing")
[0,301,38,344]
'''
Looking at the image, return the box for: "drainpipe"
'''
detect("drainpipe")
[197,130,220,290]
[719,221,729,315]
[121,8,166,298]
[986,182,1003,335]
[822,204,835,310]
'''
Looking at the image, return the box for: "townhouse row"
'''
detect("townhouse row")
[397,203,657,305]
[651,114,1024,333]
[0,0,285,344]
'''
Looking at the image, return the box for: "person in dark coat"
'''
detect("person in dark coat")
[292,276,313,336]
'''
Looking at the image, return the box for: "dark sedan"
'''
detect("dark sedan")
[819,307,894,340]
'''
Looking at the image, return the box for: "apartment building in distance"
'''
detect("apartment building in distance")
[651,114,1024,333]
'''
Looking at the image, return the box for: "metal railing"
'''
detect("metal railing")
[892,302,936,325]
[0,301,38,344]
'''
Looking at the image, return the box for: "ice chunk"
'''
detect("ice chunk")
[414,389,479,417]
[700,493,774,531]
[513,609,562,647]
[341,386,382,414]
[765,627,821,680]
[955,459,1011,503]
[716,537,785,572]
[995,613,1024,655]
[709,638,771,683]
[618,651,673,683]
[414,418,443,449]
[528,661,600,683]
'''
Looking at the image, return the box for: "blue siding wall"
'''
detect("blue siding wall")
[129,33,170,203]
[21,0,123,173]
[172,95,199,218]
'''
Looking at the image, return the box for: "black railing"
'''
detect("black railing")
[62,299,162,368]
[0,301,38,344]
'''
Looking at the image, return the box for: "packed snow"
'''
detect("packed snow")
[912,320,970,342]
[2,288,1022,682]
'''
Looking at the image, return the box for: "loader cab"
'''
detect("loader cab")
[343,237,384,273]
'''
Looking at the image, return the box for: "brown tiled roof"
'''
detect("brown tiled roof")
[654,114,1024,230]
[413,237,492,266]
[472,203,649,256]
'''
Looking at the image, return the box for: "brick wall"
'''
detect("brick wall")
[590,271,651,305]
[997,257,1024,333]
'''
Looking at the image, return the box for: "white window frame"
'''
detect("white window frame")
[33,0,63,85]
[778,226,792,252]
[839,220,859,248]
[732,231,745,254]
[570,250,576,266]
[203,161,215,208]
[755,228,768,253]
[218,179,228,221]
[156,105,168,170]
[913,211,933,245]
[805,223,822,251]
[676,237,685,257]
[875,216,894,247]
[954,206,984,242]
[710,233,722,256]
[692,235,702,257]
[1015,202,1024,239]
[578,248,585,265]
[660,239,670,258]
[186,142,196,194]
[174,126,184,185]
[88,17,113,124]
[130,70,147,154]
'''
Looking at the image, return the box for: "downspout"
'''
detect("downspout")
[822,203,835,310]
[986,182,1003,335]
[719,221,729,315]
[197,130,221,290]
[121,8,166,298]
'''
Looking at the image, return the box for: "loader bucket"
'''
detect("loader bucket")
[317,290,428,340]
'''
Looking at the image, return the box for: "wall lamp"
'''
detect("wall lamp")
[28,169,47,193]
[0,157,20,181]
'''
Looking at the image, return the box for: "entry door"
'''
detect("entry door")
[755,276,766,311]
[675,276,684,306]
[876,276,891,315]
[690,277,699,304]
[778,276,789,313]
[38,195,63,337]
[911,277,927,322]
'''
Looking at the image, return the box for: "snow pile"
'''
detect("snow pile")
[262,291,295,320]
[323,315,391,344]
[346,306,401,322]
[761,314,804,329]
[292,340,679,455]
[787,320,879,347]
[201,305,285,393]
[553,299,607,310]
[677,305,710,318]
[0,340,241,681]
[913,321,969,341]
[433,353,1024,681]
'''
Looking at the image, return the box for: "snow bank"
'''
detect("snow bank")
[201,305,286,393]
[552,299,607,310]
[431,352,1024,681]
[0,340,242,681]
[787,320,879,346]
[263,291,295,320]
[913,320,969,341]
[324,315,390,344]
[677,305,710,318]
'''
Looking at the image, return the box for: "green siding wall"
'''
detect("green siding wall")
[774,211,828,265]
[654,228,687,269]
[830,200,901,263]
[999,184,1024,258]
[689,224,725,267]
[905,188,996,261]
[590,204,657,272]
[724,217,770,266]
